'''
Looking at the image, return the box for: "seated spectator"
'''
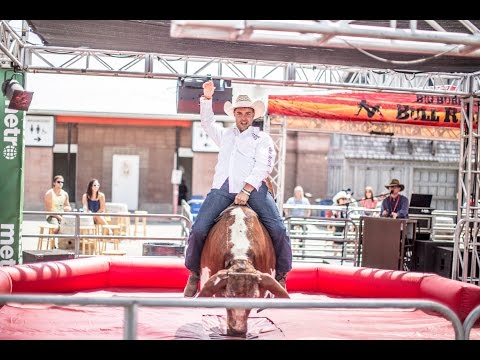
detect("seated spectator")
[44,175,72,234]
[82,178,109,226]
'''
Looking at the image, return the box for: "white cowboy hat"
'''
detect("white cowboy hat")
[332,190,349,205]
[224,95,266,119]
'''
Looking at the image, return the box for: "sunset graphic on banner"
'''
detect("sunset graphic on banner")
[268,92,474,128]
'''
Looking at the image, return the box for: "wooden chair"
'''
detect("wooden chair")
[37,224,58,250]
[79,225,97,255]
[134,210,148,236]
[97,224,121,254]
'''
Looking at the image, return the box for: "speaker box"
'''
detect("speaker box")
[176,78,232,115]
[415,232,431,241]
[22,249,75,264]
[413,240,453,272]
[433,246,454,278]
[143,242,184,257]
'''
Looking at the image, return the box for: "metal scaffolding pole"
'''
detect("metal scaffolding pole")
[453,95,480,283]
[265,115,287,213]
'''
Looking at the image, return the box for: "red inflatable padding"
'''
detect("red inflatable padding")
[109,257,190,289]
[0,269,12,295]
[2,257,110,293]
[287,263,424,298]
[0,269,12,309]
[2,256,480,324]
[420,275,480,322]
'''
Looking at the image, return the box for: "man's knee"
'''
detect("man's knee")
[190,226,210,242]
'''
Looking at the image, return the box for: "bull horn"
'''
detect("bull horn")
[257,272,290,298]
[197,270,229,297]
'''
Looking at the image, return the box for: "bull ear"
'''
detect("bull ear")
[197,270,228,297]
[258,272,290,298]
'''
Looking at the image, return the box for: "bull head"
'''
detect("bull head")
[197,269,289,337]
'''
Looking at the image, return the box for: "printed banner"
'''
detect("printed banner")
[268,92,471,128]
[0,69,25,265]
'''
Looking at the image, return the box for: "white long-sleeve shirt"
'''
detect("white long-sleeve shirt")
[200,97,275,193]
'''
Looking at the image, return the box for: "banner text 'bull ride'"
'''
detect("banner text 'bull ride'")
[268,92,478,128]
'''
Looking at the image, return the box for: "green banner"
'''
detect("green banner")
[0,69,25,266]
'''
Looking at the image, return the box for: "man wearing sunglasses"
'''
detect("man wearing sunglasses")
[44,175,72,233]
[380,178,409,219]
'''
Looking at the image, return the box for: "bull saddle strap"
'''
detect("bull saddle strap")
[214,204,236,223]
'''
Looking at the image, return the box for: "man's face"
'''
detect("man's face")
[234,107,255,132]
[389,185,401,195]
[54,178,64,188]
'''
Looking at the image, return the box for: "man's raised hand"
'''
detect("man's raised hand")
[202,80,215,98]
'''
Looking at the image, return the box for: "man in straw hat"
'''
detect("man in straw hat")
[380,178,409,219]
[183,80,292,297]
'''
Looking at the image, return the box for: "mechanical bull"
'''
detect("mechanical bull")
[196,205,289,337]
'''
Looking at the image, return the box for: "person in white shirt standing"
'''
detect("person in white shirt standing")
[183,80,292,297]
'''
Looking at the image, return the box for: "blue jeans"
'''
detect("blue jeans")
[185,179,292,274]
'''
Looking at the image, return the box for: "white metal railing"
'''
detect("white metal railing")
[285,216,359,265]
[0,294,464,340]
[463,303,480,339]
[22,211,191,257]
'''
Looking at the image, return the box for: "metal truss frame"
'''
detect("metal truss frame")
[453,97,480,284]
[20,45,473,96]
[0,20,25,69]
[2,20,480,96]
[171,20,480,59]
[264,115,287,214]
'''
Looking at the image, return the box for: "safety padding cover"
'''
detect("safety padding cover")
[2,257,110,293]
[3,256,480,322]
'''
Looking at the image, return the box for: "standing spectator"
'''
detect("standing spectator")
[330,190,352,257]
[82,178,109,226]
[44,175,72,233]
[380,178,409,219]
[178,179,189,206]
[359,186,378,216]
[285,185,311,218]
[331,190,351,234]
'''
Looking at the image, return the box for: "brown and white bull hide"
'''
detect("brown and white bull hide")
[197,205,289,337]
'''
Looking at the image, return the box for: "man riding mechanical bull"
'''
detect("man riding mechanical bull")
[183,79,293,298]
